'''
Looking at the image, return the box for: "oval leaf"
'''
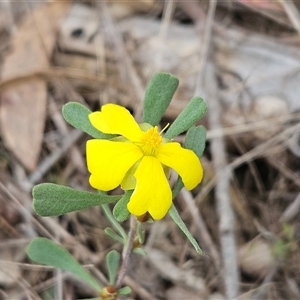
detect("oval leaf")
[143,73,179,126]
[27,238,102,291]
[118,286,132,295]
[184,125,207,158]
[104,228,124,244]
[106,250,121,285]
[62,102,112,139]
[113,190,132,222]
[33,183,121,216]
[165,97,207,139]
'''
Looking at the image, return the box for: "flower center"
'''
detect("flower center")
[140,126,162,156]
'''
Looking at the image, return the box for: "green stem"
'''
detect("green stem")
[102,204,127,240]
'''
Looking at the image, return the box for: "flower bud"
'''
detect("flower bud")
[100,285,118,300]
[137,212,151,223]
[133,235,143,249]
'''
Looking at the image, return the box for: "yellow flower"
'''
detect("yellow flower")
[86,104,203,220]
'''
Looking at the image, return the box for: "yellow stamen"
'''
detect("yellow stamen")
[140,126,162,156]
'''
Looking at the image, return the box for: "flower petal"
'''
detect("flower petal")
[156,142,203,190]
[127,156,172,220]
[89,104,142,141]
[86,140,143,191]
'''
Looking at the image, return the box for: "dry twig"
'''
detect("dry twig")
[278,0,300,34]
[193,0,240,297]
[206,61,240,299]
[179,188,221,268]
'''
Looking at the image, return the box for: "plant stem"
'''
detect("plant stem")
[102,204,127,240]
[116,215,137,288]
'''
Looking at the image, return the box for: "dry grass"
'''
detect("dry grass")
[1,1,300,299]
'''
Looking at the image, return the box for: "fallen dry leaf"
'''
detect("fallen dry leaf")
[0,2,70,171]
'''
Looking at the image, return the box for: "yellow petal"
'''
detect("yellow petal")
[156,142,203,190]
[127,156,172,220]
[89,104,142,141]
[86,140,143,191]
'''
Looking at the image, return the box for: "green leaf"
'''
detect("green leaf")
[33,183,121,216]
[168,204,202,255]
[27,238,102,291]
[184,125,207,158]
[165,97,207,139]
[118,286,132,295]
[104,228,124,244]
[133,248,147,256]
[143,73,179,126]
[172,177,184,199]
[102,204,127,240]
[113,191,132,222]
[106,250,120,285]
[62,102,113,139]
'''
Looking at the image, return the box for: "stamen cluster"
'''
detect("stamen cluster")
[140,126,162,156]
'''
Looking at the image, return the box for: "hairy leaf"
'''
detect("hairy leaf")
[143,73,179,126]
[106,250,120,285]
[27,238,102,291]
[113,191,132,222]
[184,125,207,158]
[165,97,207,139]
[33,183,121,216]
[62,102,112,139]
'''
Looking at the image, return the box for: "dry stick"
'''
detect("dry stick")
[179,188,221,268]
[15,273,71,300]
[154,0,175,70]
[267,156,300,187]
[231,137,265,195]
[286,277,300,299]
[116,216,137,288]
[278,0,300,34]
[28,129,84,186]
[193,0,240,298]
[95,34,110,105]
[1,179,100,265]
[48,96,86,172]
[0,181,55,241]
[123,276,154,300]
[38,216,101,264]
[229,123,300,171]
[194,0,216,95]
[280,192,300,223]
[252,265,279,300]
[196,123,300,207]
[178,0,206,24]
[174,112,300,143]
[206,62,240,299]
[147,248,206,294]
[0,67,128,94]
[0,1,16,34]
[99,1,145,121]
